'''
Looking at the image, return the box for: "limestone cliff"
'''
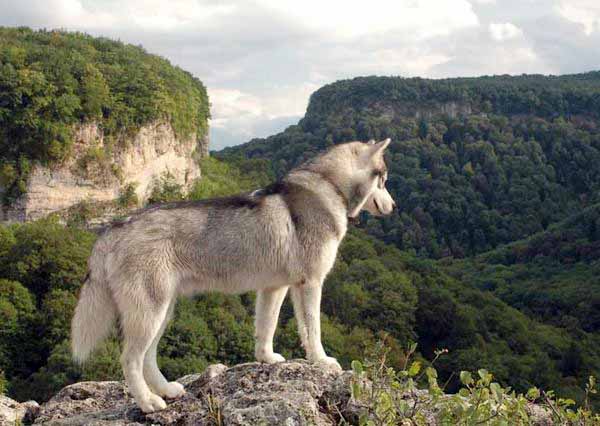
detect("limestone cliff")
[2,122,208,222]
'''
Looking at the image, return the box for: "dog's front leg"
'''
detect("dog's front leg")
[254,286,289,363]
[291,282,341,370]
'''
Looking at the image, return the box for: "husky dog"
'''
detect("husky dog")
[71,139,396,413]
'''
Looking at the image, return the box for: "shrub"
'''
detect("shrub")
[147,172,185,204]
[349,342,600,425]
[118,182,139,208]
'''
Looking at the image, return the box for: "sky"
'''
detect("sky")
[1,0,600,149]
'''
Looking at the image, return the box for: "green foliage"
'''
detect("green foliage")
[350,343,600,425]
[76,145,116,184]
[0,219,95,401]
[0,279,36,383]
[0,26,209,203]
[64,199,111,227]
[324,229,600,408]
[117,182,139,208]
[0,217,95,299]
[189,156,274,200]
[442,203,600,334]
[147,172,186,204]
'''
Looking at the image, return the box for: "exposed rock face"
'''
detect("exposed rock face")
[0,361,554,426]
[0,395,39,424]
[371,100,476,122]
[2,122,209,222]
[25,361,351,426]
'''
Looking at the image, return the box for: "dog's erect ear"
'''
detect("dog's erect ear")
[369,138,391,157]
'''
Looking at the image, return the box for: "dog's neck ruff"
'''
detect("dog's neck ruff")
[300,169,360,224]
[310,170,350,211]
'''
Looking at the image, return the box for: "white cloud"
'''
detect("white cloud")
[209,89,264,128]
[208,82,317,146]
[119,0,236,31]
[4,0,116,28]
[556,0,600,35]
[0,0,599,147]
[257,0,479,40]
[489,22,524,41]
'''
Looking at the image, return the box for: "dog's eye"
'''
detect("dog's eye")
[374,171,386,189]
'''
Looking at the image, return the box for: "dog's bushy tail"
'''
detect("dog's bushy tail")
[71,273,117,364]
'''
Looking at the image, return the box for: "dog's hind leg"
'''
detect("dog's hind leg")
[117,272,174,413]
[290,286,309,352]
[255,286,289,363]
[143,300,185,399]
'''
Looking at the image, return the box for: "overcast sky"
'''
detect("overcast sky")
[1,0,599,149]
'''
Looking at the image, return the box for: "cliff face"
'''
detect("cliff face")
[2,122,209,222]
[369,100,476,121]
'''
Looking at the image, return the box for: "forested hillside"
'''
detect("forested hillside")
[0,27,210,204]
[441,203,600,334]
[219,74,600,258]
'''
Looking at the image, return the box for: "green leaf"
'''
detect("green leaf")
[526,387,540,400]
[478,369,492,385]
[351,381,361,399]
[351,360,363,375]
[426,367,438,380]
[490,382,502,400]
[408,361,421,377]
[460,371,474,385]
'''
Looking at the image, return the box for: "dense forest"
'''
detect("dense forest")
[441,203,600,334]
[0,27,210,204]
[0,32,598,416]
[219,74,600,258]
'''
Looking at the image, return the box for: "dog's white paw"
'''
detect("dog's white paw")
[256,351,286,364]
[138,393,167,413]
[160,381,186,399]
[313,356,342,371]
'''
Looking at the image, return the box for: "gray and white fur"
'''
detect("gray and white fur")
[71,139,396,413]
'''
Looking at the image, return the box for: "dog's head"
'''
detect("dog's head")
[314,138,396,218]
[357,139,396,216]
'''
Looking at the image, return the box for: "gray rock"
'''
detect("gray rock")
[13,361,554,425]
[30,361,352,426]
[0,395,40,425]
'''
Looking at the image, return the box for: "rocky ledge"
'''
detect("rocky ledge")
[2,361,352,426]
[1,361,554,425]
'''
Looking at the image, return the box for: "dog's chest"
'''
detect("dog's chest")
[296,237,340,283]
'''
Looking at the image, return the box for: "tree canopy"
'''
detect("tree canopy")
[0,27,210,203]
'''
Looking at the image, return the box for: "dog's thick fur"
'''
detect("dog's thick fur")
[71,139,395,413]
